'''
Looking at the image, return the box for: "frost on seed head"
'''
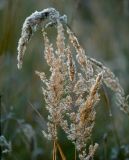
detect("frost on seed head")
[17,8,67,69]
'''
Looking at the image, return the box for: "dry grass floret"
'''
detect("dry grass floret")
[17,8,129,160]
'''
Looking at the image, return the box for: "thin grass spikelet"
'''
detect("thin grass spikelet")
[43,31,55,67]
[56,21,65,56]
[67,26,87,67]
[79,72,102,126]
[66,46,75,81]
[86,143,99,160]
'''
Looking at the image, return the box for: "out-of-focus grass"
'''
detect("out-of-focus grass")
[0,0,129,159]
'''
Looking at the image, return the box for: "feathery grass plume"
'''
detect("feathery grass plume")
[36,22,68,142]
[88,57,129,115]
[65,73,102,160]
[17,8,129,160]
[17,8,67,69]
[78,73,102,159]
[36,21,100,159]
[66,27,129,115]
[66,26,94,83]
[36,22,69,160]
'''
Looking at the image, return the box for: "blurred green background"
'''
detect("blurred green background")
[0,0,129,159]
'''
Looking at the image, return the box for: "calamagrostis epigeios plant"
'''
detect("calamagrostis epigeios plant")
[17,8,129,160]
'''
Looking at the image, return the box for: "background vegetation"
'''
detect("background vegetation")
[0,0,129,159]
